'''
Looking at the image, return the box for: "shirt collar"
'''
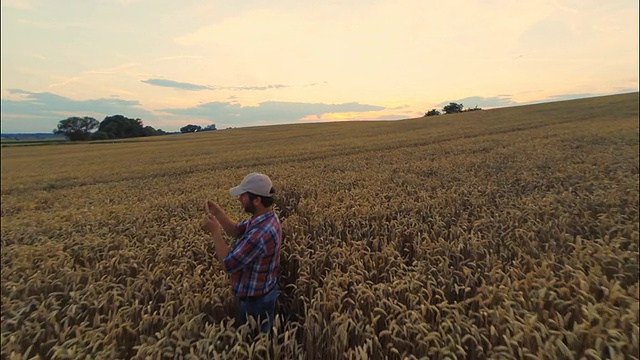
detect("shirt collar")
[248,209,274,226]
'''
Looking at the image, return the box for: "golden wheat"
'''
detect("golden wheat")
[1,93,638,359]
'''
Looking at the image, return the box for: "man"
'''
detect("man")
[202,172,282,333]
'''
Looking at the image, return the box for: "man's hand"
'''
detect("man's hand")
[204,200,223,217]
[202,199,239,238]
[202,210,231,266]
[202,213,221,235]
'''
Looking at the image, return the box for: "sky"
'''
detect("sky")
[1,0,638,133]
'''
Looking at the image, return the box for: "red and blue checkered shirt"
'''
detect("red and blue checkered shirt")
[223,210,282,297]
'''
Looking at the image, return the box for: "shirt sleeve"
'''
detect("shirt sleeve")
[236,219,249,237]
[223,228,265,273]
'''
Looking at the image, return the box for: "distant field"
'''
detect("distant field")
[1,93,638,359]
[0,137,68,146]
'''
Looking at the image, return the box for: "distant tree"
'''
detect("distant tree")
[202,124,217,131]
[98,115,145,138]
[53,116,99,141]
[425,109,441,117]
[443,103,464,114]
[142,126,159,136]
[463,106,482,112]
[90,131,112,140]
[180,124,202,133]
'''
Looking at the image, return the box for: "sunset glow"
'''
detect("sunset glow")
[1,0,637,133]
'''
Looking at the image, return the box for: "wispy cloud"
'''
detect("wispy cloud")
[225,85,288,91]
[307,82,329,87]
[142,78,289,91]
[87,63,139,75]
[153,55,204,62]
[159,100,386,124]
[141,79,211,91]
[46,77,82,90]
[551,0,579,14]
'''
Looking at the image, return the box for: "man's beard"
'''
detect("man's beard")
[243,202,256,214]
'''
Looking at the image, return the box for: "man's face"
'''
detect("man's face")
[239,193,256,214]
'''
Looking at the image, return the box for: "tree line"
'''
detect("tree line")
[180,124,217,133]
[424,102,482,117]
[53,116,216,141]
[53,103,480,142]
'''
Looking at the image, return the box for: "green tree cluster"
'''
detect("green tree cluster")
[180,123,217,133]
[53,117,99,141]
[423,103,483,117]
[53,115,167,141]
[180,124,202,133]
[443,103,465,114]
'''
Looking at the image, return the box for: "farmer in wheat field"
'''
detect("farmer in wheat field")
[202,172,282,333]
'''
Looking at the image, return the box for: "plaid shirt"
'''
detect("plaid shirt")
[223,210,282,297]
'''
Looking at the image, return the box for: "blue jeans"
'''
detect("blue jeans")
[237,286,278,333]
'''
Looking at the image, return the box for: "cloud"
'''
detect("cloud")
[436,96,519,109]
[87,63,139,75]
[518,89,637,105]
[2,89,151,114]
[518,16,578,52]
[372,114,411,120]
[142,78,211,91]
[225,85,288,91]
[0,89,388,132]
[159,101,386,124]
[46,76,82,90]
[142,78,290,91]
[543,93,613,102]
[153,55,204,62]
[1,89,155,132]
[432,90,639,110]
[551,1,579,14]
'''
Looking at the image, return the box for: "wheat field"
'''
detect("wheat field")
[1,93,638,359]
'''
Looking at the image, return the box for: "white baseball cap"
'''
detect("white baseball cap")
[229,173,274,197]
